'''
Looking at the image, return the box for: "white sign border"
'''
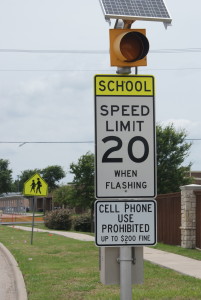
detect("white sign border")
[95,199,157,247]
[94,75,156,199]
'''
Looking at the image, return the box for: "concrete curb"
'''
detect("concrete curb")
[0,243,27,300]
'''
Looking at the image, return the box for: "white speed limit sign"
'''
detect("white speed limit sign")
[94,75,156,199]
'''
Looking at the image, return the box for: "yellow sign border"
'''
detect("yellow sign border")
[95,74,155,96]
[23,173,48,196]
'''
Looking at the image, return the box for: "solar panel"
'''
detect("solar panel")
[99,0,172,24]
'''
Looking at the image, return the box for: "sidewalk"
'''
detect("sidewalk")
[11,225,95,241]
[1,226,201,300]
[144,247,201,280]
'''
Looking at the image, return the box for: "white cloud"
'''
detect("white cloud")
[19,78,49,96]
[161,119,201,139]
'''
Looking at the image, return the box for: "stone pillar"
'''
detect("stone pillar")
[180,184,201,248]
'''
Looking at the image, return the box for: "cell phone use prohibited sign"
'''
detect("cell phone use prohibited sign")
[95,200,157,247]
[94,75,156,199]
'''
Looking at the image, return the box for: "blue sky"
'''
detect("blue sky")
[0,0,201,183]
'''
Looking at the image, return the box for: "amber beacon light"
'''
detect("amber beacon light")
[109,29,149,67]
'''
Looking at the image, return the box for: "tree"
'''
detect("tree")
[157,123,192,194]
[69,152,95,216]
[0,159,13,194]
[53,185,74,208]
[41,165,66,192]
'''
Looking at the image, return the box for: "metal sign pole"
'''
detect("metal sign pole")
[120,246,132,300]
[23,173,48,245]
[117,65,132,300]
[31,196,35,245]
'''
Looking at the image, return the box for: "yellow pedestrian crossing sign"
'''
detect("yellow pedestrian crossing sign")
[23,173,48,196]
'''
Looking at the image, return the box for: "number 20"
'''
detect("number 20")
[102,136,149,163]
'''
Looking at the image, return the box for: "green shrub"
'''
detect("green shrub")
[73,213,91,232]
[44,209,72,230]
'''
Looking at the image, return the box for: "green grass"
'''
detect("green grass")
[1,225,201,299]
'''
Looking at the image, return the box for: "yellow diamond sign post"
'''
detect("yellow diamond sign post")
[23,173,48,197]
[23,173,48,244]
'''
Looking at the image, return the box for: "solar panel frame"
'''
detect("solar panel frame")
[99,0,172,24]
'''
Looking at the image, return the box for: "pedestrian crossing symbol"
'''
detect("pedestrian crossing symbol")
[23,173,48,196]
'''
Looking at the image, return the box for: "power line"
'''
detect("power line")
[151,48,201,53]
[0,69,110,72]
[0,141,94,143]
[0,48,201,54]
[186,139,201,141]
[0,67,200,72]
[0,49,108,54]
[0,141,94,147]
[0,139,200,147]
[0,48,200,72]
